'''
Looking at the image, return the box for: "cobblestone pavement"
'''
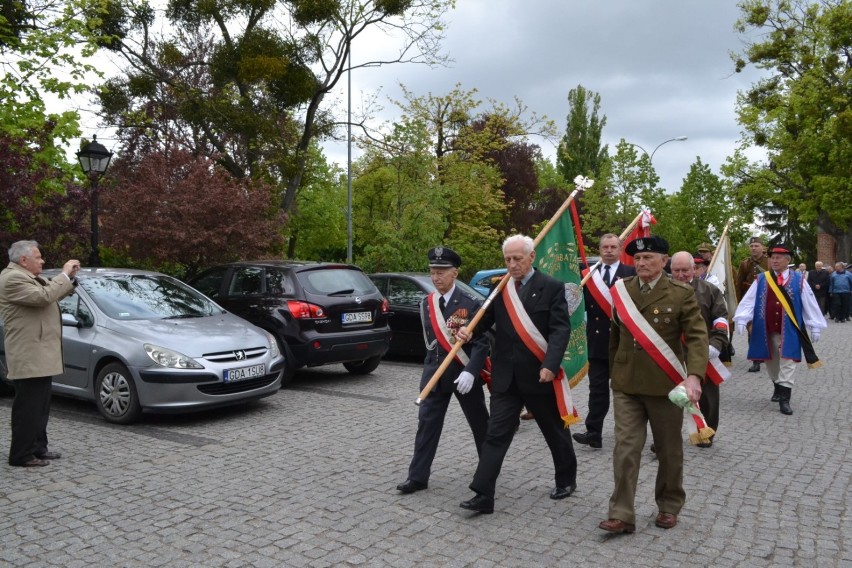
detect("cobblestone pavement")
[2,320,851,567]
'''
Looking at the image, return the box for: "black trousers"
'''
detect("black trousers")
[9,376,53,465]
[470,380,577,499]
[407,386,489,484]
[583,357,610,439]
[699,379,720,435]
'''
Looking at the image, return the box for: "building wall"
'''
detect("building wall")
[817,230,836,266]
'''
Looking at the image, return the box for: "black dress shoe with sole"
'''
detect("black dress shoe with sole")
[35,451,61,460]
[572,431,602,449]
[459,494,494,514]
[396,479,427,494]
[549,484,577,500]
[11,458,50,467]
[748,362,761,372]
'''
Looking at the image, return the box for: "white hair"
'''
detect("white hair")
[502,234,534,255]
[8,240,38,264]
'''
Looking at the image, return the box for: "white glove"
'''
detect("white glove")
[809,328,820,343]
[709,345,720,360]
[454,371,475,395]
[736,323,747,336]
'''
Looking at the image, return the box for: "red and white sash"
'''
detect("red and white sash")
[426,292,493,390]
[610,280,686,384]
[501,281,580,427]
[427,292,470,367]
[610,280,714,443]
[582,266,613,318]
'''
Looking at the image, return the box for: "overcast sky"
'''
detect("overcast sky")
[323,0,767,192]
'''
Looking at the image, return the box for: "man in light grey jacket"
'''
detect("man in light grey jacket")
[0,240,79,467]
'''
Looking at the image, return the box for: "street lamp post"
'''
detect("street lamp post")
[76,135,113,267]
[628,136,688,165]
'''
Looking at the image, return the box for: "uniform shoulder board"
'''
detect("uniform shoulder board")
[460,289,480,302]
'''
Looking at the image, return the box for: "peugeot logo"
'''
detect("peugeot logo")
[234,350,246,360]
[355,296,361,304]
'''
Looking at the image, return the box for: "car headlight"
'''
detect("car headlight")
[265,332,281,359]
[144,343,203,369]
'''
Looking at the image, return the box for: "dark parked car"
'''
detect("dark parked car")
[369,272,486,358]
[0,268,284,424]
[189,261,391,385]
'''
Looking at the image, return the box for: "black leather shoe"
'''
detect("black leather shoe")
[459,494,494,514]
[35,451,61,460]
[549,484,577,500]
[11,458,50,467]
[748,362,761,372]
[396,479,427,494]
[572,431,602,449]
[779,400,793,415]
[771,383,781,402]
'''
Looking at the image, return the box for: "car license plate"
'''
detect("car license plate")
[224,364,265,382]
[341,311,373,324]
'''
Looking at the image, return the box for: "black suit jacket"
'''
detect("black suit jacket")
[419,285,489,394]
[583,262,635,359]
[808,269,830,298]
[479,270,571,395]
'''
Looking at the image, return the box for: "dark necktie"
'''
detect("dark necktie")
[603,264,611,287]
[439,296,446,313]
[515,279,522,291]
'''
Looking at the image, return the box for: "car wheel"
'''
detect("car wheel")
[95,362,142,424]
[343,355,382,375]
[277,339,297,387]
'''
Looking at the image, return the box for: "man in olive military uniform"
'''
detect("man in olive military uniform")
[396,247,490,495]
[670,252,729,447]
[599,237,708,535]
[735,236,769,372]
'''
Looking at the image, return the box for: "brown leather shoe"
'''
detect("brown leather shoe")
[520,411,534,420]
[655,512,677,529]
[598,519,635,534]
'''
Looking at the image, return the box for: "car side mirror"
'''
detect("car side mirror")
[61,313,82,328]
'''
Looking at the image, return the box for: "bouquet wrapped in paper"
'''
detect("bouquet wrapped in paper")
[668,384,715,445]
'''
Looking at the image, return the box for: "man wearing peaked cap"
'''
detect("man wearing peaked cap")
[599,234,708,534]
[396,246,490,496]
[735,236,769,372]
[734,242,827,415]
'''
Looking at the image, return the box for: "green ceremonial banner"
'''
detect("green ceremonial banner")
[534,211,589,388]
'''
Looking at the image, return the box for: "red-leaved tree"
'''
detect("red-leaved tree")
[0,132,91,264]
[101,148,285,277]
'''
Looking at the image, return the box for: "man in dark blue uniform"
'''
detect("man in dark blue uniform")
[573,233,634,449]
[396,247,490,494]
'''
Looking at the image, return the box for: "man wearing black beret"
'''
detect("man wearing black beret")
[599,236,708,534]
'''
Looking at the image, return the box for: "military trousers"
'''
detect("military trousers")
[608,390,685,525]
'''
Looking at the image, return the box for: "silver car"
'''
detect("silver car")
[0,268,284,424]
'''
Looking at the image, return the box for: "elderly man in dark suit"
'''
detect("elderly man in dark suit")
[396,247,490,495]
[456,234,576,514]
[0,240,79,467]
[599,236,708,534]
[573,233,634,449]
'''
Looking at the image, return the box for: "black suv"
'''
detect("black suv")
[189,261,391,385]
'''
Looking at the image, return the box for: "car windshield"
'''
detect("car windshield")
[297,268,376,295]
[79,274,224,320]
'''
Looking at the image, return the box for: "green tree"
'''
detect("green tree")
[95,0,454,222]
[1,0,108,174]
[579,140,661,241]
[556,84,608,183]
[654,157,748,254]
[732,0,852,261]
